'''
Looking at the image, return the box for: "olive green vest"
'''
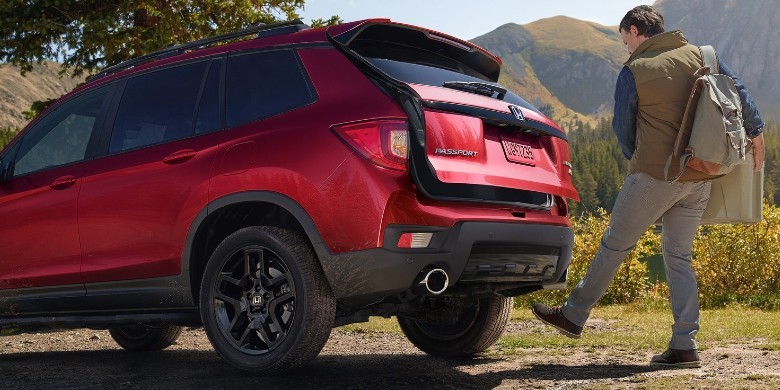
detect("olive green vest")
[626,31,713,181]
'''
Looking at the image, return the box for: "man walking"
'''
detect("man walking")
[532,5,765,368]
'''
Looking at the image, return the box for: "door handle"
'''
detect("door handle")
[162,150,197,165]
[50,175,78,190]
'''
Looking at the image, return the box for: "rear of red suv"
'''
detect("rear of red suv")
[0,19,577,373]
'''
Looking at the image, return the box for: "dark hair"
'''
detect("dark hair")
[619,5,665,37]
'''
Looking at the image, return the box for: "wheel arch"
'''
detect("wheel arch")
[184,191,333,304]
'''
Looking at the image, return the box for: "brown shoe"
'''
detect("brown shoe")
[531,303,582,338]
[650,348,701,368]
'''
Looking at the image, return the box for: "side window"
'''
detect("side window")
[109,61,209,153]
[13,86,111,177]
[226,50,314,128]
[195,59,223,135]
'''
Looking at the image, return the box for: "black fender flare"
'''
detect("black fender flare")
[182,191,334,296]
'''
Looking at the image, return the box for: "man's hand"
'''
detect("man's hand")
[751,133,765,172]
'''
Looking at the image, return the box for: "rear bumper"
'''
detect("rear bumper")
[319,221,573,302]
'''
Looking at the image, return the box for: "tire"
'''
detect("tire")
[109,324,183,351]
[199,227,336,373]
[398,295,512,357]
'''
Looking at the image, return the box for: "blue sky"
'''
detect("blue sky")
[300,0,647,40]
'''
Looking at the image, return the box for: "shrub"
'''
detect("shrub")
[517,203,780,310]
[0,126,17,149]
[692,202,780,309]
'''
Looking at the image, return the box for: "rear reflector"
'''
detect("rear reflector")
[397,232,434,248]
[388,129,408,159]
[332,120,409,171]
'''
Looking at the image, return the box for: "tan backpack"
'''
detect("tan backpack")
[664,45,750,182]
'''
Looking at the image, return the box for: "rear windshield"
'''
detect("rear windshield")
[366,58,539,113]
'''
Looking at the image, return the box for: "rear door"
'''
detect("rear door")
[77,58,223,284]
[329,22,578,208]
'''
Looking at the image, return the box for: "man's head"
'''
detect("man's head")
[619,5,665,54]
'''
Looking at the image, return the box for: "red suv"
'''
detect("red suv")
[0,19,578,372]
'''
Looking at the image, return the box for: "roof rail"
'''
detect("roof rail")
[90,19,310,81]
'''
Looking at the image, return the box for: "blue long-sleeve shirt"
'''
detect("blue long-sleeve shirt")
[612,58,765,160]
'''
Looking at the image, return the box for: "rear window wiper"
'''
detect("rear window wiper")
[442,81,507,100]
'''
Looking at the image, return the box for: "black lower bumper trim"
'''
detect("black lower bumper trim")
[319,221,573,302]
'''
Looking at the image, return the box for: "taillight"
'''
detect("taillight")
[332,120,409,171]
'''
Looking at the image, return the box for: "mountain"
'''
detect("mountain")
[472,17,626,129]
[0,63,83,129]
[472,0,779,125]
[0,62,83,130]
[655,0,780,121]
[2,0,776,131]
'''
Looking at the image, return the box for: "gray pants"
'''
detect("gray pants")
[562,172,711,350]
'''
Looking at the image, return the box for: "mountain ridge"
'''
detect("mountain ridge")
[1,0,776,131]
[0,62,83,130]
[472,0,778,126]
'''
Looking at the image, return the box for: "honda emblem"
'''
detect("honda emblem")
[509,105,525,121]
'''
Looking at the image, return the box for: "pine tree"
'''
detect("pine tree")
[0,1,340,77]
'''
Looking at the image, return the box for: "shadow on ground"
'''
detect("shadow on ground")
[0,349,665,389]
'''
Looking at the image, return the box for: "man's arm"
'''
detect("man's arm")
[750,134,765,173]
[718,59,765,171]
[612,66,638,160]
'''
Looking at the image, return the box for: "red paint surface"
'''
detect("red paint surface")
[0,25,578,290]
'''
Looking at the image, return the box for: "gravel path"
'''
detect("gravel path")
[2,320,779,389]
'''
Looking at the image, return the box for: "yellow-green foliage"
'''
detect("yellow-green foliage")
[693,202,780,308]
[523,203,780,310]
[0,127,16,149]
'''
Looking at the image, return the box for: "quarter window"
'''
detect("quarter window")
[195,59,223,135]
[226,50,314,128]
[13,86,111,176]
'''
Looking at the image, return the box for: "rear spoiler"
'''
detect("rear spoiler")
[328,20,502,82]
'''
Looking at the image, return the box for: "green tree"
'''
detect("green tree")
[0,0,340,77]
[0,127,17,149]
[568,116,629,215]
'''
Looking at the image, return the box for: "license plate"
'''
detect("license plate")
[501,137,536,166]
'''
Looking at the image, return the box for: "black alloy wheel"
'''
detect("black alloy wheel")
[200,226,335,372]
[213,243,296,354]
[398,295,512,357]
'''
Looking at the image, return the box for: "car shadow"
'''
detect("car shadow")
[0,349,668,389]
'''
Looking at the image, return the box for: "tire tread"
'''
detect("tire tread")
[199,226,335,373]
[399,295,512,357]
[109,324,183,351]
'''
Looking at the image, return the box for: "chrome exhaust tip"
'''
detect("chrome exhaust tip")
[418,268,449,295]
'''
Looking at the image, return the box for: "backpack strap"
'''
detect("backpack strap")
[664,152,693,183]
[700,45,719,74]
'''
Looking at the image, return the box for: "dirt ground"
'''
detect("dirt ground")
[1,318,779,389]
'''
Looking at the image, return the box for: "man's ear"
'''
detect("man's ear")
[629,25,639,36]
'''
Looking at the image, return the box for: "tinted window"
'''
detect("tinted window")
[367,58,539,112]
[226,50,314,128]
[110,61,209,153]
[14,86,111,176]
[195,59,223,134]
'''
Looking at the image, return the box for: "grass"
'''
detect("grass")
[500,303,780,352]
[338,316,402,335]
[333,304,780,388]
[608,375,780,390]
[335,303,780,353]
